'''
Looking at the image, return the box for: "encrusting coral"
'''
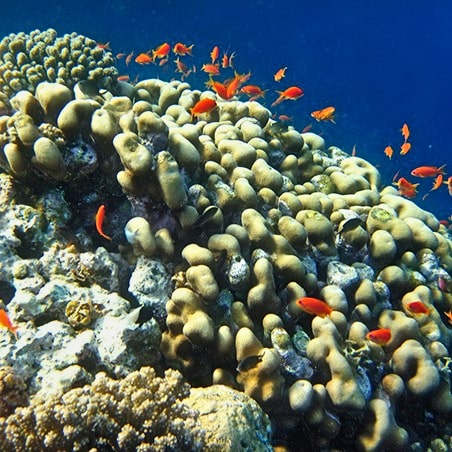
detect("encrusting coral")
[0,28,451,451]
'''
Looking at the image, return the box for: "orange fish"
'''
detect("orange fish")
[225,71,243,99]
[400,142,411,155]
[422,174,444,200]
[240,84,266,99]
[0,309,17,338]
[444,310,452,325]
[95,204,112,241]
[384,145,394,159]
[152,42,171,59]
[407,300,430,315]
[401,123,410,142]
[207,79,229,99]
[210,46,219,64]
[221,51,236,69]
[274,67,287,82]
[295,297,332,318]
[135,52,153,65]
[271,86,304,107]
[366,328,391,346]
[311,106,336,123]
[117,75,130,82]
[202,63,220,75]
[190,98,217,119]
[116,52,126,59]
[411,164,446,178]
[301,124,313,133]
[394,177,419,198]
[173,42,194,56]
[444,176,452,196]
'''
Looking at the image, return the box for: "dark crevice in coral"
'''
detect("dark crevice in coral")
[0,280,16,304]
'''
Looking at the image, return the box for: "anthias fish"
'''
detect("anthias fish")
[295,297,332,317]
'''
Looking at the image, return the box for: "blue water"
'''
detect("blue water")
[1,0,451,220]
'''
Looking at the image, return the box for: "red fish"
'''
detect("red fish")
[0,309,17,338]
[210,46,219,64]
[311,106,336,123]
[400,142,411,155]
[278,114,293,122]
[295,297,332,318]
[173,42,194,56]
[95,205,112,241]
[117,75,130,82]
[135,52,153,65]
[301,124,313,133]
[152,42,171,59]
[190,98,217,119]
[407,300,430,315]
[202,63,220,75]
[394,177,419,198]
[206,79,229,99]
[274,67,287,82]
[401,123,410,142]
[366,328,391,345]
[411,164,446,178]
[271,86,304,107]
[384,146,394,160]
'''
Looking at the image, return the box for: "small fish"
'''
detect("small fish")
[366,328,391,346]
[406,300,430,315]
[384,146,394,159]
[394,177,419,198]
[401,123,410,142]
[0,308,18,338]
[338,217,364,234]
[351,144,357,156]
[116,52,126,59]
[301,124,313,133]
[271,86,304,107]
[210,45,220,64]
[190,98,217,119]
[295,297,332,318]
[274,67,287,82]
[444,310,452,325]
[311,106,336,123]
[221,51,236,69]
[175,57,195,80]
[237,352,265,373]
[278,114,292,122]
[206,78,229,99]
[95,204,112,241]
[422,174,444,200]
[135,52,153,65]
[125,51,134,66]
[400,142,411,155]
[201,63,220,75]
[411,164,446,178]
[152,42,171,59]
[444,176,452,196]
[96,41,111,50]
[117,75,130,82]
[173,42,194,56]
[240,84,266,99]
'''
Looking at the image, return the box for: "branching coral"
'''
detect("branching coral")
[0,366,205,451]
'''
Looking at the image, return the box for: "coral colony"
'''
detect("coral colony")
[0,29,451,450]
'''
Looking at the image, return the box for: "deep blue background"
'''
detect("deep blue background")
[1,1,451,220]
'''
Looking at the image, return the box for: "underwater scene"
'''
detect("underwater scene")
[0,1,451,451]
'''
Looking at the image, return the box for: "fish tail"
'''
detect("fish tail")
[439,164,447,174]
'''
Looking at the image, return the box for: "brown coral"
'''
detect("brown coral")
[0,366,205,451]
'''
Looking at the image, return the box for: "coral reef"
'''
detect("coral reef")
[0,29,451,451]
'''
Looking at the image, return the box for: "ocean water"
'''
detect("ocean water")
[1,1,450,221]
[1,0,450,220]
